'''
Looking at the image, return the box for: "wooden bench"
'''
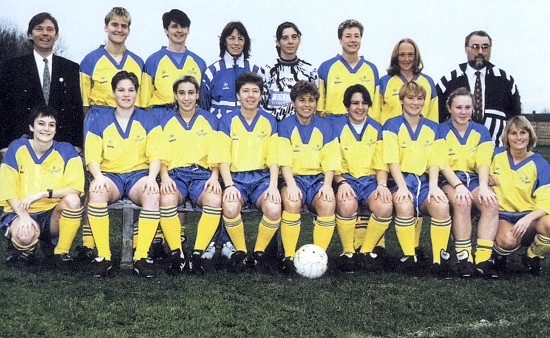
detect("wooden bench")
[110,199,371,269]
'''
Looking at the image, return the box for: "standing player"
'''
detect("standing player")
[491,116,550,276]
[200,21,261,118]
[278,81,341,274]
[332,85,393,272]
[79,7,145,259]
[260,22,317,121]
[157,76,222,275]
[317,19,380,118]
[0,106,84,266]
[383,81,451,276]
[439,88,499,278]
[141,8,207,260]
[85,71,164,278]
[218,72,281,273]
[141,9,206,110]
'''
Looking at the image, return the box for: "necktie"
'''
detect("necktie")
[43,58,51,104]
[473,71,483,122]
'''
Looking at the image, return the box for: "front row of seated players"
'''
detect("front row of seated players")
[0,106,84,267]
[4,72,550,278]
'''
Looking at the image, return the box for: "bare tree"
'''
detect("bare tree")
[0,19,32,63]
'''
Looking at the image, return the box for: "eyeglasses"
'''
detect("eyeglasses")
[468,44,491,51]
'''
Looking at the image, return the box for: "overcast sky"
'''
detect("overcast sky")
[3,0,549,113]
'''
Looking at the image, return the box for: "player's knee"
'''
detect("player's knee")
[315,199,335,217]
[202,191,222,208]
[495,231,519,251]
[60,193,82,209]
[263,205,282,222]
[11,230,39,250]
[336,199,357,218]
[222,201,241,219]
[536,216,550,236]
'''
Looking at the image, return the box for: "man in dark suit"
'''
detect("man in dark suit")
[0,12,83,154]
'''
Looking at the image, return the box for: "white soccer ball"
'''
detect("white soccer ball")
[293,244,328,279]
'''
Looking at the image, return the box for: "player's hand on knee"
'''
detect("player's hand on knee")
[204,177,222,194]
[143,177,159,195]
[337,184,355,202]
[160,177,177,195]
[18,193,43,211]
[223,186,240,202]
[453,185,472,206]
[318,184,334,202]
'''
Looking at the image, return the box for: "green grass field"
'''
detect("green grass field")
[1,147,550,338]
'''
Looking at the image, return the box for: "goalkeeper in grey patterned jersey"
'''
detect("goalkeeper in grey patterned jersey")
[260,22,318,121]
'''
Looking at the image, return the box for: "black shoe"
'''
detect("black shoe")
[337,252,356,273]
[361,246,390,272]
[522,255,542,276]
[251,251,273,274]
[415,247,428,262]
[92,257,112,278]
[455,251,474,278]
[19,248,37,266]
[191,251,206,276]
[53,253,74,269]
[40,238,55,259]
[432,250,452,279]
[228,251,248,273]
[165,249,186,276]
[492,252,508,271]
[400,255,418,275]
[134,258,155,278]
[74,245,97,263]
[148,238,167,261]
[5,240,19,265]
[281,256,296,276]
[475,260,499,279]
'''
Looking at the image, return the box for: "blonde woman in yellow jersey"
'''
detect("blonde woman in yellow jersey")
[492,116,550,276]
[439,88,499,278]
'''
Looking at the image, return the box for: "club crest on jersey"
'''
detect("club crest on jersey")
[424,140,433,147]
[257,131,268,139]
[168,134,176,142]
[400,141,407,149]
[518,175,531,185]
[48,165,62,175]
[161,70,170,79]
[223,82,230,90]
[448,147,456,156]
[106,140,115,149]
[196,129,208,137]
[134,135,145,143]
[334,77,342,85]
[231,132,239,141]
[99,76,108,85]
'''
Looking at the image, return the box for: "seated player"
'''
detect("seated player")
[278,81,341,274]
[85,71,164,278]
[0,106,84,267]
[439,88,499,278]
[218,72,281,272]
[156,76,222,275]
[492,116,550,276]
[382,81,451,276]
[332,85,393,272]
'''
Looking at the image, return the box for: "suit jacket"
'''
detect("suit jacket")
[436,62,521,147]
[0,53,83,149]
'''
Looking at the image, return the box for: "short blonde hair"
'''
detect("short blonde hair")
[105,7,131,26]
[398,81,426,101]
[503,116,537,151]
